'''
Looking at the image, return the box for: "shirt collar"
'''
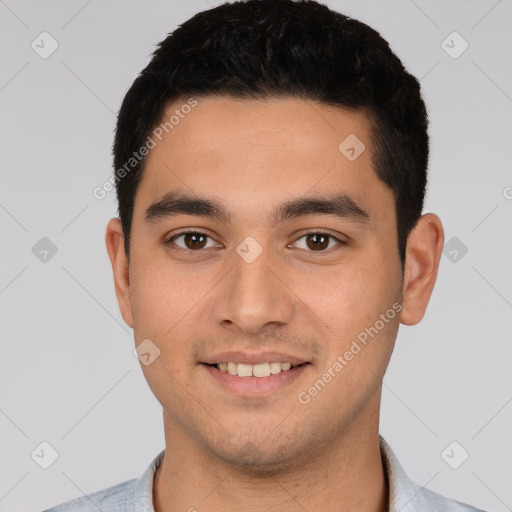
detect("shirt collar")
[132,449,165,512]
[380,435,433,512]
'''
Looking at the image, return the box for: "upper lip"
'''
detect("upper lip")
[202,351,309,365]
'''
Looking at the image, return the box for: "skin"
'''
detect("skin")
[106,97,444,512]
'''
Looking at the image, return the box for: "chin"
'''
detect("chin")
[210,434,314,476]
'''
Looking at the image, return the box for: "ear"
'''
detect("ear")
[400,213,444,326]
[105,218,134,328]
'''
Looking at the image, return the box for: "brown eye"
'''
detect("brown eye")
[183,233,207,249]
[305,233,330,251]
[292,232,342,252]
[169,232,215,250]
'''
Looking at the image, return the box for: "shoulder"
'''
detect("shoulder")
[41,478,137,512]
[41,449,165,512]
[379,436,487,512]
[405,485,486,512]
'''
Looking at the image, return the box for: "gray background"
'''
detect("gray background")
[1,0,511,510]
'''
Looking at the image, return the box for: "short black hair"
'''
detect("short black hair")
[113,0,428,265]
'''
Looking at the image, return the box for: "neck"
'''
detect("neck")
[153,406,388,512]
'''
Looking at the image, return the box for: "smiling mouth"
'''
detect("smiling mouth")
[204,362,308,377]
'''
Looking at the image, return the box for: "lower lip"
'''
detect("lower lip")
[202,363,309,396]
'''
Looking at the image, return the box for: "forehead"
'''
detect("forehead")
[136,96,392,221]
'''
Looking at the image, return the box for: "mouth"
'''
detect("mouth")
[203,361,305,377]
[201,359,311,396]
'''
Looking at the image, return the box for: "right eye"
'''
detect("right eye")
[167,231,220,251]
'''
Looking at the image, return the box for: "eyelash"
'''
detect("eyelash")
[166,230,346,254]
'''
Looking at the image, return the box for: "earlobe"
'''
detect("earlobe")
[400,213,444,326]
[105,218,135,328]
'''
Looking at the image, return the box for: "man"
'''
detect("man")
[44,0,486,510]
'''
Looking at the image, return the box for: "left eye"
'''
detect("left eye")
[292,233,342,252]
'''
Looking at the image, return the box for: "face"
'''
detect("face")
[107,96,438,472]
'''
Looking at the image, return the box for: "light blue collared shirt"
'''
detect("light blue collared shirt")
[43,437,486,512]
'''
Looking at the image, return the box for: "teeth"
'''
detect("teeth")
[227,362,238,375]
[237,363,253,377]
[269,362,282,374]
[215,362,298,377]
[253,363,270,377]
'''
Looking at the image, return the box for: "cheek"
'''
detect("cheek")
[299,271,400,410]
[128,255,215,374]
[292,260,398,342]
[129,260,198,400]
[129,253,200,334]
[129,264,171,335]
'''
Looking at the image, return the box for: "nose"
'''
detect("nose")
[212,241,294,335]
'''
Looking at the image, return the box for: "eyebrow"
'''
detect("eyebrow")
[144,190,370,225]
